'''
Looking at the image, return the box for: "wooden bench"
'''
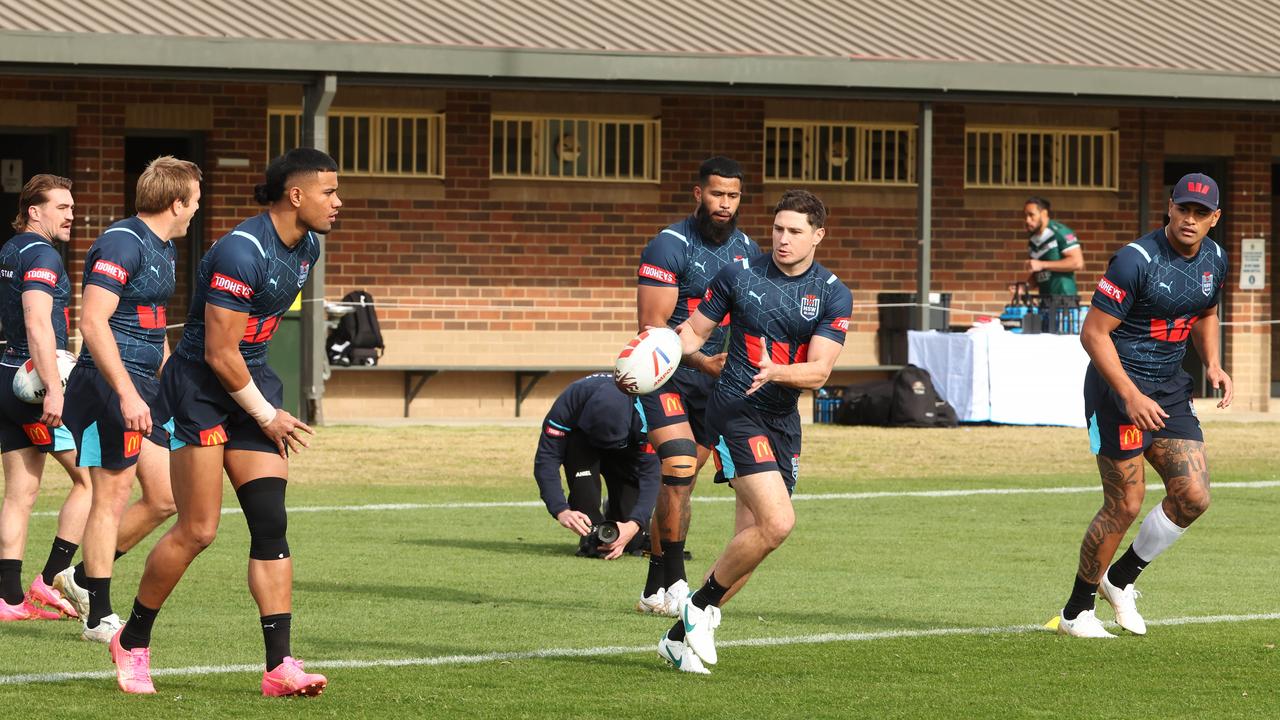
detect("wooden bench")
[328,365,605,417]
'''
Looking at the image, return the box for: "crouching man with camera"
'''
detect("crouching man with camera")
[534,373,659,559]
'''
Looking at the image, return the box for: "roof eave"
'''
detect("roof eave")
[1,32,1278,104]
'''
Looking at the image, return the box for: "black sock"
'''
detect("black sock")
[40,536,78,585]
[85,576,112,628]
[1062,575,1098,621]
[0,559,22,605]
[74,550,124,588]
[662,540,686,589]
[691,573,730,610]
[666,620,686,643]
[261,613,292,671]
[120,598,160,650]
[643,554,665,596]
[1106,546,1149,589]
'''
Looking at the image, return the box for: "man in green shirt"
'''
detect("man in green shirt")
[1024,196,1083,297]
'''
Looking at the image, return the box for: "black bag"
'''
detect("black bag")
[326,290,385,366]
[887,364,958,428]
[834,380,894,426]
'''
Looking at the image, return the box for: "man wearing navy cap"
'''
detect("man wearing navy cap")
[1055,172,1232,638]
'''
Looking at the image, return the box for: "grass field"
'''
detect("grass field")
[2,422,1279,719]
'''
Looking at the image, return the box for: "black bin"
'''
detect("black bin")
[876,292,951,365]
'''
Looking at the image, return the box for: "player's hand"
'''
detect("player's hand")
[600,520,640,560]
[701,352,728,378]
[261,409,314,457]
[1025,259,1044,273]
[119,391,153,436]
[747,356,778,395]
[555,509,593,537]
[1206,366,1233,408]
[41,389,64,428]
[1121,390,1168,431]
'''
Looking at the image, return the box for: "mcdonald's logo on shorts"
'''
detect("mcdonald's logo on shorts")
[199,424,228,447]
[660,392,685,418]
[748,434,775,463]
[123,431,142,458]
[21,422,50,445]
[1118,424,1143,451]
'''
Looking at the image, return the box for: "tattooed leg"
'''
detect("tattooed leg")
[1146,439,1211,528]
[1076,454,1146,583]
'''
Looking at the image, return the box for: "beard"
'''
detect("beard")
[695,206,737,245]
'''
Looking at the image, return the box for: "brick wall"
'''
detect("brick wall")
[0,76,1270,419]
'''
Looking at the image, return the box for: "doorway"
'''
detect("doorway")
[1163,159,1228,398]
[124,134,204,349]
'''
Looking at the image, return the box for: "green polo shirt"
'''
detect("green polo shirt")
[1027,219,1080,296]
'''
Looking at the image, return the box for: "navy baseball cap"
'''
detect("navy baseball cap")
[1170,173,1219,211]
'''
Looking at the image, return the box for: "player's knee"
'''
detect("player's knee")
[1115,497,1143,525]
[142,494,178,520]
[1181,489,1211,521]
[235,477,289,561]
[658,439,698,486]
[181,521,219,551]
[759,515,794,549]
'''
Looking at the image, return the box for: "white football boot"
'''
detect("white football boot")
[1099,573,1147,635]
[1056,608,1116,638]
[636,588,666,615]
[661,579,688,618]
[657,635,710,675]
[82,612,123,644]
[679,593,721,664]
[52,566,90,619]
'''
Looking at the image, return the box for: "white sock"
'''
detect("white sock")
[1131,503,1186,563]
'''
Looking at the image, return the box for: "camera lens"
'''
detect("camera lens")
[595,522,620,544]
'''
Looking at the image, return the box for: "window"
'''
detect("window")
[763,121,916,185]
[965,127,1118,190]
[266,109,446,178]
[490,114,660,181]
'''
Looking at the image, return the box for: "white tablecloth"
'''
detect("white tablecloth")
[908,330,1091,427]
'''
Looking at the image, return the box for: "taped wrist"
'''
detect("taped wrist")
[230,380,277,426]
[658,438,698,486]
[235,477,289,560]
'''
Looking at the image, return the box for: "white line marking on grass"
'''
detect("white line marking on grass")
[3,611,1279,686]
[29,480,1280,518]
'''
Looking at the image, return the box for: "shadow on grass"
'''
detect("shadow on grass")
[399,536,578,558]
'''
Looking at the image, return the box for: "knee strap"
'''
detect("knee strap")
[658,438,698,486]
[235,477,289,560]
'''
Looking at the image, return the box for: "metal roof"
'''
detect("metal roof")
[2,0,1279,102]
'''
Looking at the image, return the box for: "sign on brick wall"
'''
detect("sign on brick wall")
[1239,238,1265,290]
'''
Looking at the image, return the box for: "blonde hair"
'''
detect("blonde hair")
[12,174,72,232]
[135,156,202,214]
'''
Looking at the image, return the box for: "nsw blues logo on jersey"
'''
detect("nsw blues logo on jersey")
[1201,272,1213,297]
[800,294,820,321]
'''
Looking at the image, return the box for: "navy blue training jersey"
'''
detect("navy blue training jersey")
[0,232,70,365]
[175,213,320,368]
[1091,228,1228,383]
[699,256,853,415]
[637,215,759,357]
[78,217,176,378]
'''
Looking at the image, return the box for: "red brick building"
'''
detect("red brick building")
[0,3,1274,420]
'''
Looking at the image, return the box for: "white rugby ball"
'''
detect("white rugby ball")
[14,349,77,404]
[613,327,682,396]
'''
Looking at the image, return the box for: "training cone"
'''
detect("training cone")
[1043,615,1061,630]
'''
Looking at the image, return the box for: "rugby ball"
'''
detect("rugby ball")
[613,327,682,395]
[13,349,76,404]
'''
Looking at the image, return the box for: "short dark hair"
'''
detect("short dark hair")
[774,189,827,229]
[1025,196,1052,214]
[13,174,73,232]
[698,156,744,186]
[254,148,338,205]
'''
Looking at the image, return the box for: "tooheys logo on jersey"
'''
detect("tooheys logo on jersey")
[211,273,253,299]
[1201,272,1213,297]
[800,294,819,321]
[23,268,58,286]
[638,263,676,285]
[92,260,128,283]
[1096,276,1125,303]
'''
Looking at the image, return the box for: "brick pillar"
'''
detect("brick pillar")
[1225,118,1271,412]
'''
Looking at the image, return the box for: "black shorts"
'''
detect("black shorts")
[706,391,801,495]
[63,365,173,469]
[0,363,75,454]
[637,366,716,447]
[1085,364,1202,460]
[161,354,283,454]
